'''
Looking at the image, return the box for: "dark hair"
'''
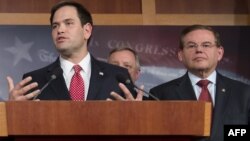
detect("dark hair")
[179,25,222,49]
[108,47,141,71]
[50,0,93,26]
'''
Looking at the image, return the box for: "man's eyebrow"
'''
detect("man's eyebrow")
[186,41,196,44]
[52,18,74,24]
[201,41,213,44]
[64,18,74,22]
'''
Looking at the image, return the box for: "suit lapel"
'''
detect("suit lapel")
[210,73,230,139]
[176,73,197,100]
[47,59,71,100]
[50,74,70,100]
[87,56,104,100]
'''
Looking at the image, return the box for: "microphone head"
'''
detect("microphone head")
[116,73,132,85]
[125,79,131,85]
[51,74,57,80]
[49,67,62,80]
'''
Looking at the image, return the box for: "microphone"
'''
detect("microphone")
[33,67,62,100]
[116,74,159,101]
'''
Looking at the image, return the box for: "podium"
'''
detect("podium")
[0,101,211,140]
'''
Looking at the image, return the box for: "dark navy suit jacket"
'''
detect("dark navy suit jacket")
[150,72,250,141]
[23,55,135,100]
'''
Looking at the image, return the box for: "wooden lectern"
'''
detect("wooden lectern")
[0,101,211,140]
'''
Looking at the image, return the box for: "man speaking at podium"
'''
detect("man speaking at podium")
[7,0,134,101]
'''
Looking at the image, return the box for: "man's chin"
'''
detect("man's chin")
[56,48,71,56]
[191,65,209,71]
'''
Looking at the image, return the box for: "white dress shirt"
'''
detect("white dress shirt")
[60,53,91,100]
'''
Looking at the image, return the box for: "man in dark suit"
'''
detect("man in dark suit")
[108,47,141,84]
[7,1,133,101]
[149,25,250,141]
[107,47,144,99]
[110,25,250,140]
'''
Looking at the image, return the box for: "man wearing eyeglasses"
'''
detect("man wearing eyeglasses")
[108,47,141,84]
[107,47,144,100]
[148,25,250,141]
[108,25,250,140]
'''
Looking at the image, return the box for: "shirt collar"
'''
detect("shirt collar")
[60,52,91,75]
[188,71,217,86]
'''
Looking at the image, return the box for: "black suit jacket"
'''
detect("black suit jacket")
[23,55,135,100]
[150,72,250,141]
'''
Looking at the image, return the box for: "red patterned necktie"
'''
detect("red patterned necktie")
[197,80,212,103]
[69,65,84,101]
[197,80,213,123]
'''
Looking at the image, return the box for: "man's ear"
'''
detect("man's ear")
[83,23,92,40]
[177,50,183,62]
[217,46,224,61]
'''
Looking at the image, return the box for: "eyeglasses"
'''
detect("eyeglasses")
[184,42,217,50]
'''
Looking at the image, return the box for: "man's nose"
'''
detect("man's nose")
[57,25,65,34]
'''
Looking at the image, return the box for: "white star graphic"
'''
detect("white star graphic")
[5,37,33,66]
